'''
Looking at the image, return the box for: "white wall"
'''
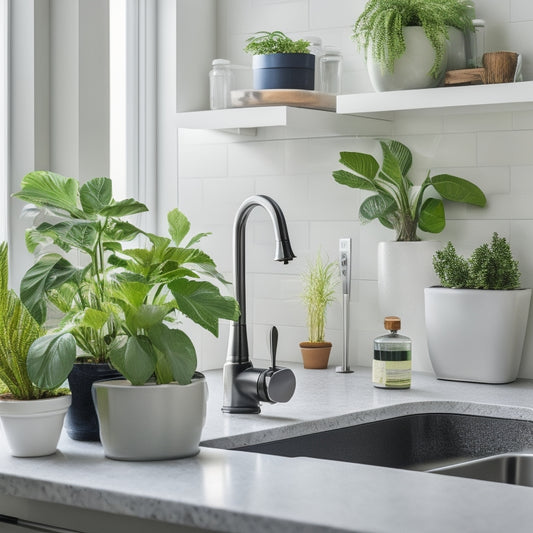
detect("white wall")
[178,0,533,377]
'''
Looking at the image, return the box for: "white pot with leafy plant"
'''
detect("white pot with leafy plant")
[333,139,486,372]
[14,172,239,453]
[13,172,149,442]
[244,30,315,90]
[425,234,531,384]
[90,208,239,461]
[299,252,338,369]
[0,243,70,457]
[353,0,475,91]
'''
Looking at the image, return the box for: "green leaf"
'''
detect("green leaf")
[128,304,169,331]
[381,139,412,176]
[338,151,379,180]
[333,170,377,192]
[167,209,190,247]
[359,194,396,223]
[380,142,403,186]
[78,308,110,330]
[148,324,197,385]
[186,232,211,248]
[25,227,53,253]
[123,335,157,385]
[27,333,77,390]
[14,171,83,217]
[79,177,112,214]
[104,220,143,241]
[65,223,98,252]
[169,279,240,336]
[99,198,148,217]
[111,280,151,309]
[20,254,79,324]
[430,174,487,207]
[418,198,445,233]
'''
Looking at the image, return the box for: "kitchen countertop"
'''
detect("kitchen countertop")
[2,363,533,532]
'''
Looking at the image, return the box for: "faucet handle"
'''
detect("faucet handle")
[268,326,278,369]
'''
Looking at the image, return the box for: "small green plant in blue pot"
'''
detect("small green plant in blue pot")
[244,30,315,90]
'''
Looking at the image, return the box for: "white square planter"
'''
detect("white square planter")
[424,287,531,384]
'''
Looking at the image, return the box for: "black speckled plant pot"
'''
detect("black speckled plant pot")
[65,363,122,441]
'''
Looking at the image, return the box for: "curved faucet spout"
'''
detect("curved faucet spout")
[223,195,296,414]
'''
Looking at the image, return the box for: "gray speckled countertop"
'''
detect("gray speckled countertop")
[2,363,533,532]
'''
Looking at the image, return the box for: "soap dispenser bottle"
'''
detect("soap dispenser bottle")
[373,316,411,389]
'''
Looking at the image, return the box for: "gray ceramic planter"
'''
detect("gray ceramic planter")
[252,53,315,90]
[92,377,208,461]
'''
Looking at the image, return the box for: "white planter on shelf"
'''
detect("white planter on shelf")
[93,377,208,461]
[367,27,448,92]
[378,241,441,373]
[425,287,532,383]
[0,395,71,457]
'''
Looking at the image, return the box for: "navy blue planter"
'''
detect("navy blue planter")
[65,363,122,441]
[252,53,315,90]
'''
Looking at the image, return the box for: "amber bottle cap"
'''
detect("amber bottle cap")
[384,316,401,331]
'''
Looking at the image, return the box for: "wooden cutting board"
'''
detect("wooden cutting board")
[231,89,336,111]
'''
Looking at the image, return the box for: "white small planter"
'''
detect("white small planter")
[0,395,71,457]
[378,241,441,373]
[367,26,447,92]
[93,378,208,461]
[425,288,532,383]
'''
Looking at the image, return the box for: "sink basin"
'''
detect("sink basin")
[432,453,533,487]
[231,413,533,471]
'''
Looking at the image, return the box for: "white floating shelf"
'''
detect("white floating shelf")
[175,105,392,137]
[337,81,533,115]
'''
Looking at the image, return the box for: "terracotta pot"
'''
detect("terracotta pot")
[299,342,332,369]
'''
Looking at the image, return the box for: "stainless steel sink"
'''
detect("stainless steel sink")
[228,413,533,472]
[432,453,533,487]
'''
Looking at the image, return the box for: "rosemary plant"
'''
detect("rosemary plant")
[433,233,521,290]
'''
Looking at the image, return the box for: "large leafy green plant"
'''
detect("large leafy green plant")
[13,172,239,389]
[244,31,310,55]
[104,209,240,386]
[333,139,486,241]
[0,243,66,400]
[353,0,475,78]
[433,233,521,290]
[301,253,338,343]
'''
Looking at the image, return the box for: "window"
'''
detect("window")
[0,0,8,242]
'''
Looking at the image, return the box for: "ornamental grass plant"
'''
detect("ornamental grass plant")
[301,253,338,343]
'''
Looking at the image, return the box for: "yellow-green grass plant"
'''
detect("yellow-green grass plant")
[301,253,338,343]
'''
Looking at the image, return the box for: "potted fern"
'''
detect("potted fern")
[353,0,475,91]
[333,138,486,372]
[425,234,531,384]
[299,252,338,369]
[244,30,315,90]
[0,243,70,457]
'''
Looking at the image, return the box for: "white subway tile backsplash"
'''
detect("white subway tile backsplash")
[178,143,227,178]
[511,0,533,22]
[228,140,285,176]
[180,0,533,379]
[478,130,533,166]
[443,112,513,133]
[511,166,533,192]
